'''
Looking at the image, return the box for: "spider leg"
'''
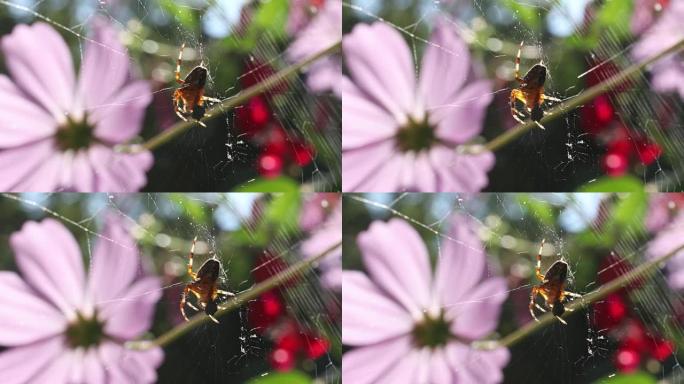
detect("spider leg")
[217,289,235,297]
[180,286,192,321]
[534,303,547,313]
[176,109,189,123]
[208,314,220,324]
[535,239,545,281]
[534,121,546,130]
[555,315,568,325]
[515,41,524,82]
[529,286,540,322]
[542,95,563,103]
[186,299,200,312]
[175,43,186,85]
[187,236,198,279]
[564,291,582,298]
[202,96,222,103]
[510,89,527,124]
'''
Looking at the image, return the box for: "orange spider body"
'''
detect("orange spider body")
[173,44,221,126]
[180,237,234,324]
[510,42,561,128]
[174,66,208,121]
[529,240,581,324]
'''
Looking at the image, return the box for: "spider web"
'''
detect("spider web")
[343,192,684,383]
[0,0,340,191]
[0,192,341,383]
[343,0,684,191]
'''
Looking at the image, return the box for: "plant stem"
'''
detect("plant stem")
[472,241,684,350]
[119,40,342,153]
[126,240,342,350]
[462,37,684,155]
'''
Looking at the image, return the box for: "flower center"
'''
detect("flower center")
[56,116,94,151]
[412,311,452,349]
[395,115,437,153]
[65,311,105,349]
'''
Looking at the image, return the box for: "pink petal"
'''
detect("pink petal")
[30,348,73,384]
[0,75,56,147]
[101,277,161,340]
[430,146,494,192]
[0,336,64,383]
[342,336,412,384]
[100,341,163,384]
[417,22,469,110]
[87,215,142,303]
[429,349,455,384]
[434,214,486,303]
[432,80,492,144]
[376,349,421,384]
[91,81,151,144]
[1,23,75,119]
[342,141,397,192]
[344,22,416,122]
[82,349,106,384]
[71,150,96,191]
[11,147,62,192]
[342,77,398,150]
[464,347,510,384]
[76,19,130,115]
[449,277,508,340]
[445,343,480,383]
[358,219,432,315]
[88,145,152,192]
[10,219,86,315]
[0,272,65,345]
[342,271,413,346]
[0,139,57,191]
[412,152,437,191]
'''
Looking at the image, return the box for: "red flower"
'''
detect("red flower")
[614,346,641,373]
[593,293,627,330]
[248,290,284,334]
[236,96,271,137]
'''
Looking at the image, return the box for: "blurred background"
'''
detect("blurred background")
[0,0,341,191]
[343,0,683,191]
[0,192,341,383]
[343,192,684,383]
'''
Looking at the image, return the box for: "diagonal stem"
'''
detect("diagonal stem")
[126,240,342,350]
[472,241,684,350]
[462,37,684,155]
[118,40,342,153]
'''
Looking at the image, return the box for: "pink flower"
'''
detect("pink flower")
[647,211,684,290]
[342,22,494,192]
[301,198,342,289]
[0,218,163,383]
[632,0,684,99]
[0,21,153,191]
[287,0,342,94]
[343,216,509,383]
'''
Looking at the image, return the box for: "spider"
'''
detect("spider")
[509,41,562,130]
[179,237,234,324]
[173,43,222,127]
[529,239,582,325]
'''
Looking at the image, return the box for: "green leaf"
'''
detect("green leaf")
[169,194,209,224]
[503,0,542,30]
[579,175,643,192]
[246,371,311,384]
[518,194,555,227]
[236,177,299,193]
[594,371,656,384]
[252,0,288,39]
[158,0,198,30]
